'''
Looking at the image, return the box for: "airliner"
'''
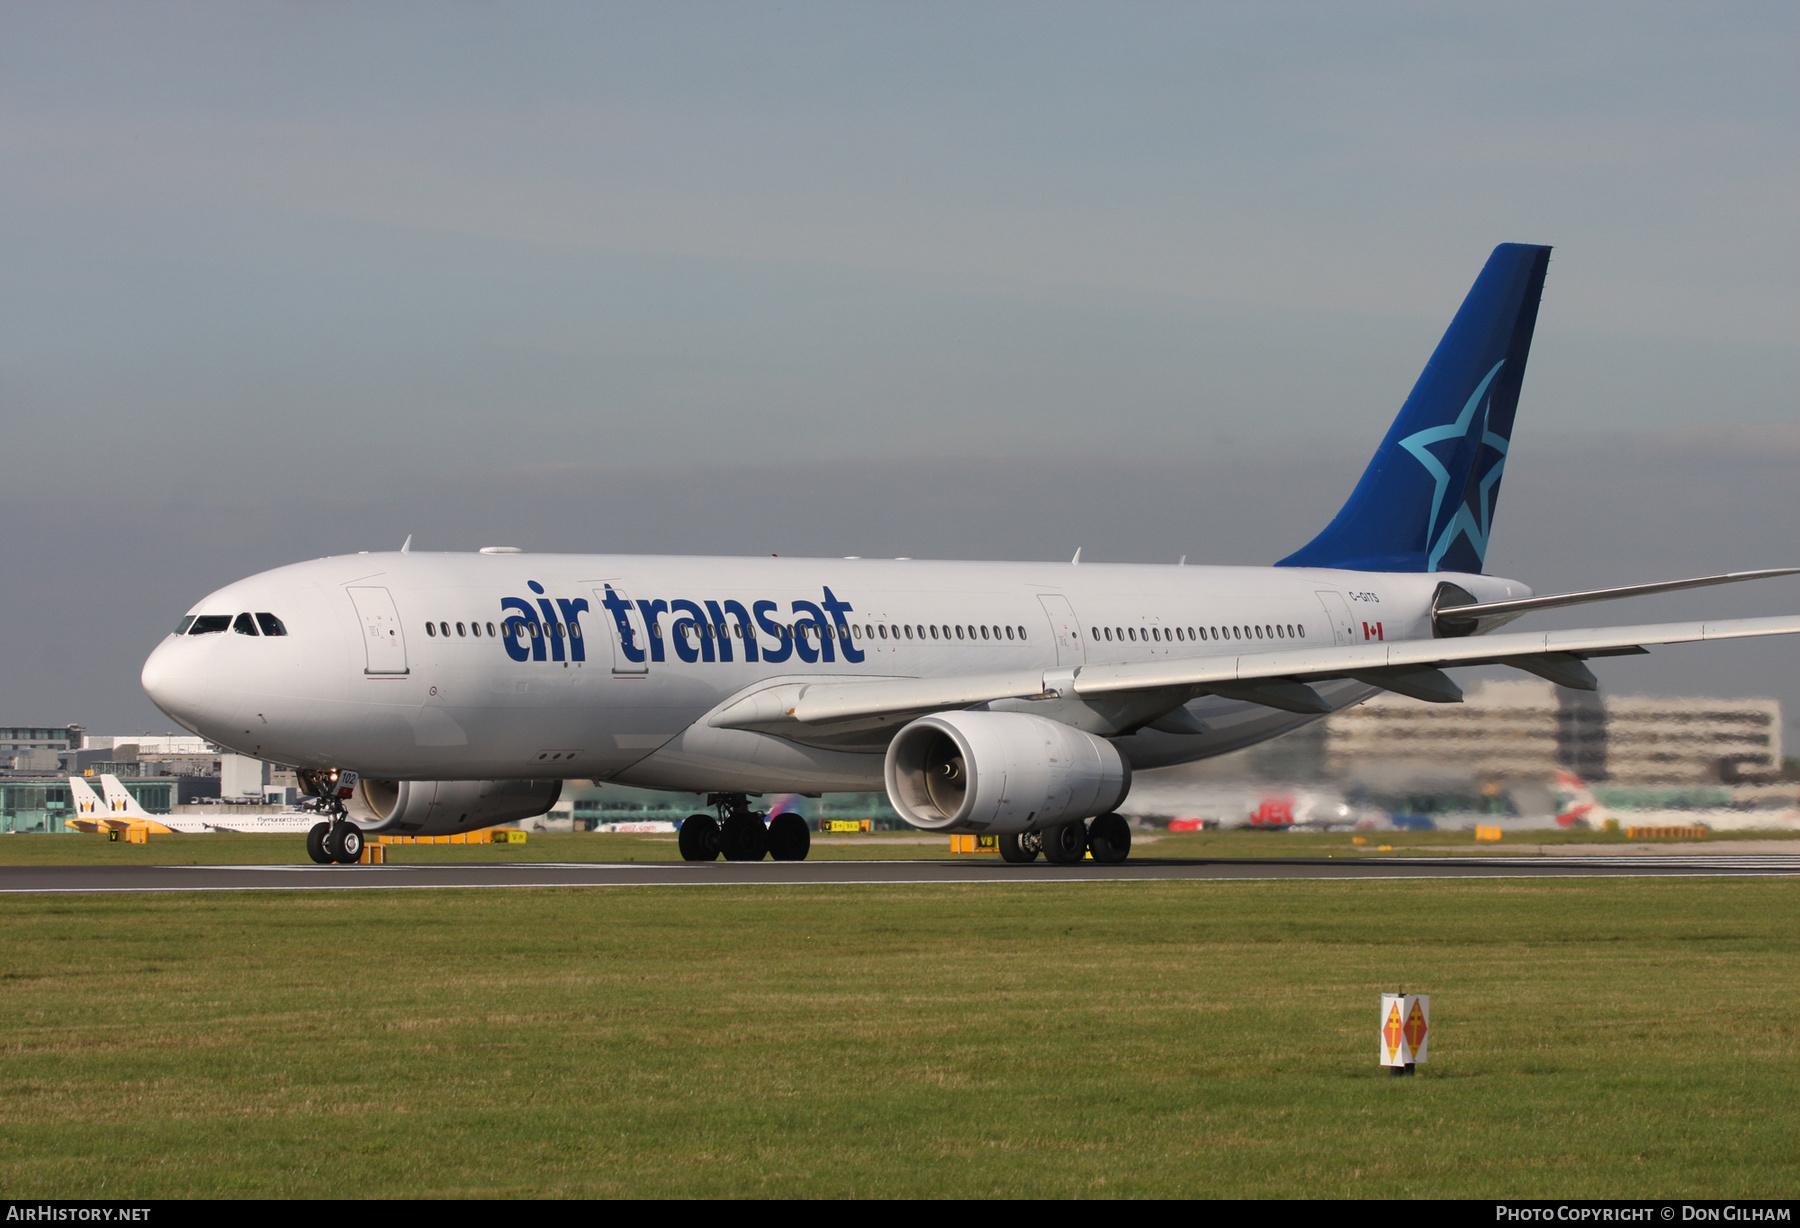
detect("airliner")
[64,775,317,834]
[1552,772,1800,835]
[139,244,1800,866]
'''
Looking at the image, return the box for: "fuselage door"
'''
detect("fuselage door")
[1315,590,1357,647]
[1036,594,1087,667]
[593,584,650,675]
[347,586,409,675]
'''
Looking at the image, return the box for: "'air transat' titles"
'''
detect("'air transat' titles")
[496,583,865,666]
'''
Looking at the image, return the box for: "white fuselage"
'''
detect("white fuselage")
[141,552,1527,795]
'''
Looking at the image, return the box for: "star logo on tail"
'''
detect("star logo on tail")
[1398,360,1508,571]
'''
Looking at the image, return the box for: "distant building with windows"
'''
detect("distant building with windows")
[0,725,84,772]
[1324,680,1782,785]
[1,776,177,833]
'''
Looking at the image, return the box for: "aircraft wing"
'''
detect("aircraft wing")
[713,613,1800,731]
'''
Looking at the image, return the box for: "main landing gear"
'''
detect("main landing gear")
[997,813,1132,865]
[679,793,811,863]
[306,819,367,865]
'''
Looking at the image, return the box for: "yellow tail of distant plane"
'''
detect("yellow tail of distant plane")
[65,776,118,832]
[93,774,181,834]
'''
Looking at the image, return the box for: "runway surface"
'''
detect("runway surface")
[2,855,1798,894]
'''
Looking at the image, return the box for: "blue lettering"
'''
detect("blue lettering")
[792,599,829,663]
[669,598,708,664]
[600,586,643,663]
[500,597,538,662]
[754,600,791,663]
[556,597,590,663]
[635,599,668,662]
[534,597,566,662]
[722,599,758,663]
[820,587,864,664]
[703,600,733,663]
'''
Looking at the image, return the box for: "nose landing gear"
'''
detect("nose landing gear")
[306,820,368,865]
[300,772,369,865]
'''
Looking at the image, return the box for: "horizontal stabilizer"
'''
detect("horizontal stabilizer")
[1435,568,1800,632]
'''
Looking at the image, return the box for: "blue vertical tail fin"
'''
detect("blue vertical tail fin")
[1277,243,1552,574]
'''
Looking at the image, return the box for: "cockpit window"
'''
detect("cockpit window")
[233,613,260,636]
[174,615,196,635]
[188,615,232,635]
[256,613,287,637]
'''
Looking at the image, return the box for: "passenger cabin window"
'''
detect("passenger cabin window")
[188,615,231,635]
[456,622,466,637]
[233,612,259,635]
[255,613,287,637]
[426,622,437,637]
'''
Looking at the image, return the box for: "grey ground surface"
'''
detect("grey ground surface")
[2,855,1798,894]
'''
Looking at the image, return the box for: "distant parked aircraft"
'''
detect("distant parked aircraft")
[1554,771,1799,834]
[1116,780,1365,830]
[64,774,317,834]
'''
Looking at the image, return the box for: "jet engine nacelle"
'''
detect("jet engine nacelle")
[884,711,1131,834]
[346,778,562,836]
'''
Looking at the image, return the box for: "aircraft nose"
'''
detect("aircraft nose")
[141,637,202,726]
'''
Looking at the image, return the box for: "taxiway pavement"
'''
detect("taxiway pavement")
[1,855,1797,894]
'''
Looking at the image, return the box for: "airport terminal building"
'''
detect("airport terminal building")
[1324,680,1784,786]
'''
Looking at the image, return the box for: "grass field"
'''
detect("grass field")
[0,876,1794,1197]
[1,824,1793,867]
